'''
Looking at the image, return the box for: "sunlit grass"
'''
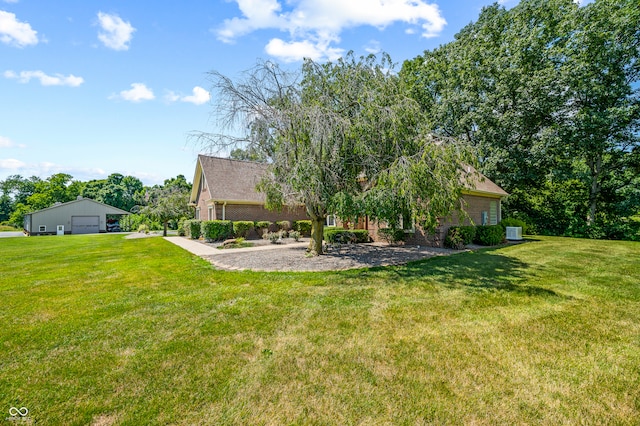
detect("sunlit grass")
[1,234,639,424]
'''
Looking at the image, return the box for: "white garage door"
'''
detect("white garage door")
[71,216,100,234]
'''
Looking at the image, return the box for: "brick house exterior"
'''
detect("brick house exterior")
[188,155,308,231]
[189,155,508,246]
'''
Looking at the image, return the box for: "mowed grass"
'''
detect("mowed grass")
[1,235,639,425]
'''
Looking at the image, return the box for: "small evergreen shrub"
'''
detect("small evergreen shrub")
[183,220,202,239]
[447,225,476,245]
[377,228,406,245]
[293,220,312,236]
[474,225,505,246]
[201,220,233,242]
[444,227,465,250]
[232,221,254,238]
[264,231,283,244]
[137,224,150,234]
[254,221,271,236]
[276,220,292,231]
[289,230,301,241]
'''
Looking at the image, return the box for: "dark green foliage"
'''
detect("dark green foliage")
[232,221,254,238]
[377,228,406,245]
[324,228,370,244]
[444,227,466,250]
[446,226,476,247]
[293,220,312,236]
[201,220,233,242]
[474,225,505,246]
[183,220,202,239]
[254,221,271,236]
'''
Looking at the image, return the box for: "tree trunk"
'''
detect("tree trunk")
[308,217,325,256]
[587,155,602,227]
[163,221,168,237]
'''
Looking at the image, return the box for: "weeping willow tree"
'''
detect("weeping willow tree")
[193,52,475,255]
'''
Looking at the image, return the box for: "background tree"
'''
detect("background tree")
[401,0,640,238]
[140,181,192,236]
[195,53,474,255]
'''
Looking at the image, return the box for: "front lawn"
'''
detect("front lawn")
[1,235,639,424]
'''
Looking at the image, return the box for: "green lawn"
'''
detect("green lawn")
[1,235,639,425]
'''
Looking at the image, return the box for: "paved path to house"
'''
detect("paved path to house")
[164,236,458,272]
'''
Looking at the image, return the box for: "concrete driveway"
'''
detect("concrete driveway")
[0,232,25,238]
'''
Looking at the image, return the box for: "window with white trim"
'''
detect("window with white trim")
[326,214,336,227]
[208,206,213,221]
[195,208,200,220]
[489,201,498,225]
[39,225,46,232]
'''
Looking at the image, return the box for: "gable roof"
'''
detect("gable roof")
[190,155,268,204]
[190,154,508,205]
[463,165,509,197]
[28,197,131,216]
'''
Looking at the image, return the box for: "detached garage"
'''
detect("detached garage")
[23,197,130,236]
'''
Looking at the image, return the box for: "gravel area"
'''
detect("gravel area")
[203,242,458,272]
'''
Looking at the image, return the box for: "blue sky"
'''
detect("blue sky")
[0,0,581,186]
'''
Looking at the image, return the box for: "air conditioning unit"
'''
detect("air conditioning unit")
[506,226,522,241]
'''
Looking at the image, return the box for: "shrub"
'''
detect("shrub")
[447,225,476,245]
[137,224,150,234]
[377,228,406,245]
[177,218,187,236]
[293,220,312,236]
[474,225,505,246]
[183,220,202,239]
[444,227,465,250]
[324,228,370,244]
[232,221,254,238]
[276,220,292,231]
[254,221,271,236]
[289,230,301,241]
[264,231,283,244]
[201,220,233,242]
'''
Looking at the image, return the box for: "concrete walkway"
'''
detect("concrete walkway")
[164,236,308,256]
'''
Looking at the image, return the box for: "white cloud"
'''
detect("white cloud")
[216,0,446,62]
[165,86,211,105]
[97,12,135,51]
[110,83,155,102]
[4,70,84,87]
[0,135,26,148]
[0,10,39,47]
[181,86,211,105]
[2,0,20,3]
[0,158,26,169]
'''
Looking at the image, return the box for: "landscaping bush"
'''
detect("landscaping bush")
[474,225,505,246]
[276,220,292,231]
[289,230,301,241]
[293,220,312,236]
[447,225,476,245]
[201,220,233,242]
[254,221,271,236]
[177,218,187,236]
[183,220,202,239]
[232,221,254,238]
[264,231,283,244]
[325,228,370,244]
[444,227,465,250]
[377,228,406,245]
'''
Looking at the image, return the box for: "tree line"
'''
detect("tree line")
[400,0,639,239]
[0,173,193,235]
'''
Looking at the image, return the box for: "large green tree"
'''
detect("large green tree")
[401,0,640,236]
[140,177,192,236]
[196,53,474,255]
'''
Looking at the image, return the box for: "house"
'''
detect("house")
[362,165,509,245]
[190,154,508,246]
[23,197,130,236]
[188,155,308,225]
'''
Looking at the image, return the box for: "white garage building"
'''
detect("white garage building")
[23,197,130,236]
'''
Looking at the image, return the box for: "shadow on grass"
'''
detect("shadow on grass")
[342,246,566,298]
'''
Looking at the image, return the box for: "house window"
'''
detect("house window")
[489,201,498,225]
[481,211,488,226]
[39,225,46,232]
[326,215,336,227]
[195,208,200,220]
[208,206,213,221]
